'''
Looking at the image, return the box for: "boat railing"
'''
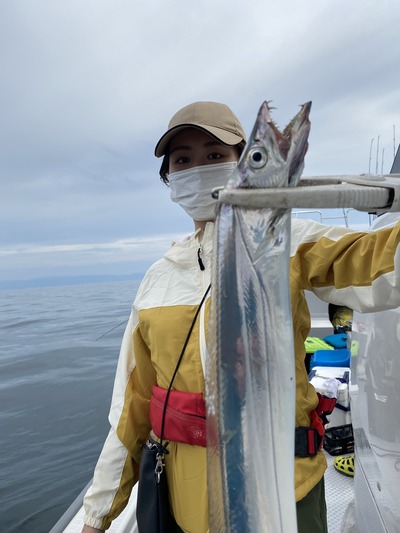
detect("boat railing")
[48,480,92,533]
[293,208,351,226]
[293,208,376,228]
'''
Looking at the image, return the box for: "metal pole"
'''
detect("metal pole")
[369,138,374,173]
[375,135,380,174]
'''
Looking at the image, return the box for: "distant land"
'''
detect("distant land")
[0,273,145,290]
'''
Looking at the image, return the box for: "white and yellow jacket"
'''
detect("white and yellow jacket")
[83,219,400,532]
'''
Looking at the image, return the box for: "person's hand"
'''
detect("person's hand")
[81,525,104,533]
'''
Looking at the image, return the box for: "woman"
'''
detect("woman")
[82,101,400,533]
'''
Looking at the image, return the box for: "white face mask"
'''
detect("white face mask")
[168,162,237,221]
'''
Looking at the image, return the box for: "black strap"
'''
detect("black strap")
[159,284,211,445]
[295,427,322,457]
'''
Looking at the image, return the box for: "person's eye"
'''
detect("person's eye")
[175,155,190,164]
[208,152,223,160]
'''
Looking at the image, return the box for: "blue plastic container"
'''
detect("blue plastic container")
[310,348,351,369]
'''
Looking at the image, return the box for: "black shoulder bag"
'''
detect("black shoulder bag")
[136,285,211,533]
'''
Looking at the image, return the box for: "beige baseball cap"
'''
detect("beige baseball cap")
[154,101,246,157]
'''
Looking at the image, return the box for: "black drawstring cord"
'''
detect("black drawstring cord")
[159,283,211,446]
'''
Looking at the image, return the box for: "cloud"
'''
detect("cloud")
[1,0,399,281]
[0,233,190,280]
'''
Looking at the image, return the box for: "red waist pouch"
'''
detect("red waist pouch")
[149,385,207,447]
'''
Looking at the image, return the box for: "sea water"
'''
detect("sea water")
[0,280,140,533]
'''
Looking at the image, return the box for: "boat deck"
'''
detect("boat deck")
[325,452,354,532]
[58,452,355,533]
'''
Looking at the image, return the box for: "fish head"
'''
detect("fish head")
[228,101,311,189]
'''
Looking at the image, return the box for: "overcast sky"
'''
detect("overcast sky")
[1,0,399,281]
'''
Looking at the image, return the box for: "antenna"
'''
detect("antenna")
[369,138,374,173]
[381,148,385,175]
[394,125,396,159]
[375,135,380,174]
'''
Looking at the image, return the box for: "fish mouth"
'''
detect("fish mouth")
[235,100,312,189]
[284,101,312,184]
[262,100,311,161]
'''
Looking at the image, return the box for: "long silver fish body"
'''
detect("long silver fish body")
[206,101,311,532]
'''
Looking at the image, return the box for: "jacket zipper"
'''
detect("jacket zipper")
[197,246,205,271]
[197,244,209,375]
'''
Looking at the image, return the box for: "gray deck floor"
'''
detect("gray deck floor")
[325,452,355,533]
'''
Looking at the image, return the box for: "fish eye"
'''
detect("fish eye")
[247,148,268,169]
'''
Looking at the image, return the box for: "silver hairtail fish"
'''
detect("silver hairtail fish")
[206,101,312,532]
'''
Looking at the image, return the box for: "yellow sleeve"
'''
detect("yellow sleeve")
[291,219,400,313]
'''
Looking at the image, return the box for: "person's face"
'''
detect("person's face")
[168,128,239,174]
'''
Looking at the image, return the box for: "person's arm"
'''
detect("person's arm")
[82,306,155,530]
[291,218,400,311]
[81,525,104,533]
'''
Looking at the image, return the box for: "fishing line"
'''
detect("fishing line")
[96,319,127,341]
